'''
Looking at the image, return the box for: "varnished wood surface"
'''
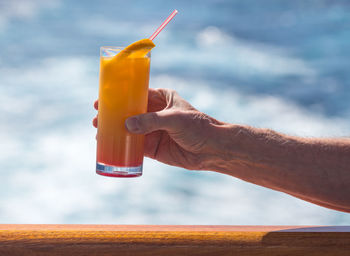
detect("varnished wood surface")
[0,225,349,255]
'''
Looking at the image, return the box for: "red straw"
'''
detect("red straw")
[149,9,178,41]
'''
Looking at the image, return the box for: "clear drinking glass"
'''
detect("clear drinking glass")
[96,47,151,177]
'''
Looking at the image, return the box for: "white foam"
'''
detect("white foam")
[197,26,316,77]
[153,26,316,79]
[0,57,349,225]
[0,0,60,30]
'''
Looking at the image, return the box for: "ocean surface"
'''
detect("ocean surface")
[0,0,349,224]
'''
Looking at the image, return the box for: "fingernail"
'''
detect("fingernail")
[125,117,140,133]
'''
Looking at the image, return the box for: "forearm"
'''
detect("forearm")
[205,124,350,212]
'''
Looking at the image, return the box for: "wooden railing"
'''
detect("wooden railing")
[0,225,349,255]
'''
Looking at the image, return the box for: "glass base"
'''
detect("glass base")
[96,162,142,178]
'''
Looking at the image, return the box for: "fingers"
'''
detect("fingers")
[93,100,98,128]
[143,131,163,159]
[125,109,183,134]
[148,88,196,112]
[93,89,189,115]
[94,89,189,113]
[93,116,98,128]
[94,100,98,110]
[95,89,192,135]
[147,88,167,112]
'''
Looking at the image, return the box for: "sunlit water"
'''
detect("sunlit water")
[0,0,349,224]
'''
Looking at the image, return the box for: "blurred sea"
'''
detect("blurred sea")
[0,0,350,224]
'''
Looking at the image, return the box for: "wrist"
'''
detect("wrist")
[200,123,259,174]
[199,123,240,172]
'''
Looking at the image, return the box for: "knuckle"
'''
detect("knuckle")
[168,89,177,94]
[148,112,160,126]
[159,88,177,97]
[155,88,166,94]
[140,112,159,132]
[189,111,212,126]
[169,109,187,127]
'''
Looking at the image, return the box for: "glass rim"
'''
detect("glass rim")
[100,46,124,50]
[100,46,151,58]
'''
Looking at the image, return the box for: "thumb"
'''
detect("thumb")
[125,110,180,134]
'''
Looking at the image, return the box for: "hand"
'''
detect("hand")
[93,89,350,213]
[93,88,223,170]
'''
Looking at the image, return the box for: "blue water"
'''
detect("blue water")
[0,0,349,224]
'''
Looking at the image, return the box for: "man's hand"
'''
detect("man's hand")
[93,88,350,213]
[93,88,222,170]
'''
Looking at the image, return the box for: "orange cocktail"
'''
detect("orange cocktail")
[96,42,153,177]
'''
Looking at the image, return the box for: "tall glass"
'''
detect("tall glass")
[96,47,151,177]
